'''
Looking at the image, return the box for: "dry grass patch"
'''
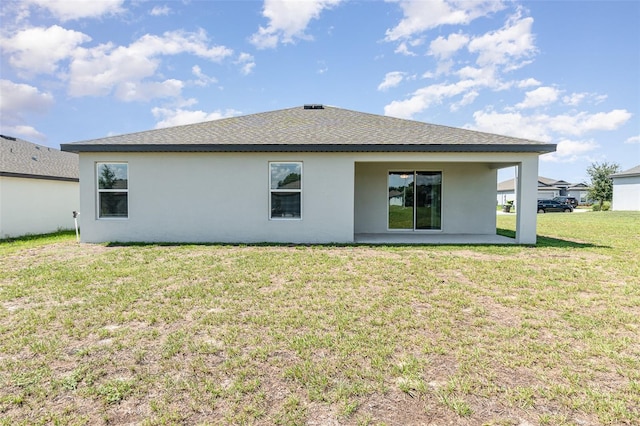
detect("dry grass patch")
[1,214,639,425]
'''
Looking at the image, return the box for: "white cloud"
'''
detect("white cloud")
[0,80,53,140]
[548,109,632,135]
[68,30,233,100]
[192,65,218,86]
[467,12,536,68]
[235,53,256,75]
[471,110,551,141]
[0,25,90,76]
[450,90,479,111]
[0,2,31,27]
[428,32,469,59]
[471,109,633,141]
[384,80,476,118]
[384,8,539,119]
[541,139,600,163]
[151,107,241,128]
[516,86,560,109]
[395,38,426,56]
[378,71,406,91]
[150,5,171,16]
[130,30,233,61]
[24,0,124,21]
[250,0,342,49]
[455,65,502,88]
[562,92,588,107]
[0,79,53,113]
[115,79,183,102]
[1,26,233,102]
[385,0,505,41]
[562,92,607,106]
[625,135,640,144]
[394,42,417,56]
[517,78,541,88]
[2,125,46,141]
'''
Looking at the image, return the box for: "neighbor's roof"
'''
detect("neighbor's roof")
[611,165,640,178]
[61,106,556,154]
[497,176,587,192]
[1,135,79,181]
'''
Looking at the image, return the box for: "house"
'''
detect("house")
[565,182,590,203]
[497,176,589,205]
[1,135,79,239]
[611,165,640,211]
[61,105,555,245]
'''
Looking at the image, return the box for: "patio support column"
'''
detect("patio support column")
[515,156,538,244]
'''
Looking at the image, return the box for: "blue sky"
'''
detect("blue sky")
[1,0,638,183]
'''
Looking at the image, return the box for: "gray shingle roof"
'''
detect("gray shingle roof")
[611,164,640,178]
[497,176,581,192]
[1,135,79,181]
[61,106,556,154]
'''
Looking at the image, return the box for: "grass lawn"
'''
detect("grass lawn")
[1,212,639,425]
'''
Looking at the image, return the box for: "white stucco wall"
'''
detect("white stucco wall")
[612,175,640,211]
[77,151,540,244]
[354,162,497,235]
[0,176,79,239]
[78,152,355,243]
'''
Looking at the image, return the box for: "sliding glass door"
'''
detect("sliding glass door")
[388,171,441,230]
[415,172,442,229]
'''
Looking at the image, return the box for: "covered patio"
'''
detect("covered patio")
[353,157,540,245]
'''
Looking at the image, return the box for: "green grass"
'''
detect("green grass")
[388,205,414,229]
[1,212,639,425]
[388,205,440,229]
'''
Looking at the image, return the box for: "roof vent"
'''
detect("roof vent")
[304,104,324,110]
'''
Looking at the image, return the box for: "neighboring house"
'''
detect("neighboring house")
[1,135,79,239]
[611,165,640,211]
[497,176,589,205]
[388,190,403,207]
[61,105,555,244]
[566,183,590,204]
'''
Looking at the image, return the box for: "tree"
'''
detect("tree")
[278,172,301,188]
[586,161,620,209]
[99,164,117,189]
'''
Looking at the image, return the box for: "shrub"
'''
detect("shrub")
[591,201,611,212]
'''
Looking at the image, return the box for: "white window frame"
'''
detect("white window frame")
[269,161,303,220]
[96,162,129,220]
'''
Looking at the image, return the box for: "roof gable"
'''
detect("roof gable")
[498,176,586,192]
[61,106,556,154]
[1,135,78,181]
[569,182,589,189]
[611,164,640,178]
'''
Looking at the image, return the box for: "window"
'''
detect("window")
[388,171,441,230]
[269,162,302,219]
[97,163,128,218]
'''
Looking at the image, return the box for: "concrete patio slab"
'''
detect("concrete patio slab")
[354,233,516,245]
